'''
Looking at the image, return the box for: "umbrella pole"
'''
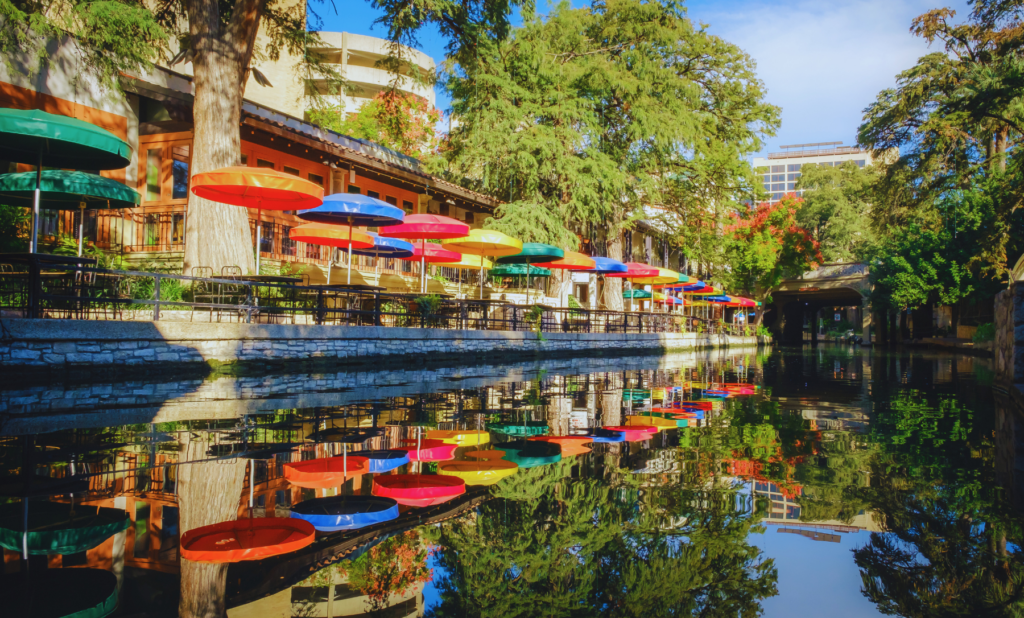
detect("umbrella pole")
[420,239,426,294]
[29,151,41,253]
[375,248,381,287]
[347,219,353,285]
[77,202,85,257]
[255,207,262,274]
[327,249,333,285]
[479,262,484,300]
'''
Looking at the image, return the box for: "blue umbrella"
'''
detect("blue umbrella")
[591,257,628,274]
[354,449,410,473]
[298,193,406,285]
[351,233,414,286]
[289,496,400,532]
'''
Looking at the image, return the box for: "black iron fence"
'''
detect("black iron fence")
[0,256,753,336]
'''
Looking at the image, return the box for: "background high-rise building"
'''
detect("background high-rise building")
[752,142,874,203]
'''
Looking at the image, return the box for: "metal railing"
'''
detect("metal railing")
[0,259,752,336]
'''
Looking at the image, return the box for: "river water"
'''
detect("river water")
[0,346,1020,617]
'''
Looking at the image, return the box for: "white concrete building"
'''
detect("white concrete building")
[308,32,436,118]
[753,142,874,203]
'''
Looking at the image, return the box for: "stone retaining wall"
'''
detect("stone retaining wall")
[0,318,764,371]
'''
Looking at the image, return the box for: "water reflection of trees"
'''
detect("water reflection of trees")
[423,459,778,617]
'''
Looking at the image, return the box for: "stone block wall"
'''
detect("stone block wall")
[0,319,764,372]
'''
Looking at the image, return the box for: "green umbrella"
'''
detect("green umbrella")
[622,289,652,299]
[486,421,550,437]
[2,568,118,618]
[490,264,552,278]
[0,501,130,555]
[0,108,132,253]
[493,440,562,468]
[0,170,141,256]
[496,243,563,303]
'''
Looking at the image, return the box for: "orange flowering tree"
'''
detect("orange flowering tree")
[309,91,442,158]
[724,194,822,323]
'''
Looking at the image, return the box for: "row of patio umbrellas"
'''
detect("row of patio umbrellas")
[0,107,760,309]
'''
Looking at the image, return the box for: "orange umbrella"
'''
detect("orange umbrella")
[289,224,374,250]
[191,166,324,273]
[534,251,596,270]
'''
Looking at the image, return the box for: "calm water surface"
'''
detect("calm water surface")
[1,347,1020,618]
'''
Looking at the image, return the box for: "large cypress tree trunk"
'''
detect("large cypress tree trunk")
[603,234,624,311]
[182,0,266,276]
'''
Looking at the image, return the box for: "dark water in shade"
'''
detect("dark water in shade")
[1,346,1022,618]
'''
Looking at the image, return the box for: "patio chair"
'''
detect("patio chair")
[219,266,247,321]
[190,266,217,322]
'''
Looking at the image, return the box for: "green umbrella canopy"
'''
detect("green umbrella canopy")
[0,170,140,210]
[490,264,552,278]
[2,568,118,618]
[486,422,550,437]
[495,242,563,265]
[622,289,652,299]
[0,108,132,169]
[0,501,131,555]
[493,440,561,468]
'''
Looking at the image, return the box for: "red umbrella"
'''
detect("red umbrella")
[397,438,458,462]
[604,262,660,311]
[401,242,462,264]
[180,517,315,563]
[372,474,466,507]
[379,214,470,292]
[191,166,324,273]
[283,456,370,489]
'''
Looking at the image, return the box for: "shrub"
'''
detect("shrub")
[973,322,995,343]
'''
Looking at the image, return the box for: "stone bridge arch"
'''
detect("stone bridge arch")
[764,263,872,344]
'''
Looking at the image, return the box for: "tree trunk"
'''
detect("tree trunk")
[182,0,267,276]
[996,127,1008,173]
[177,433,248,618]
[603,234,624,311]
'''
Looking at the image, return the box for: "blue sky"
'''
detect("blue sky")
[317,0,970,158]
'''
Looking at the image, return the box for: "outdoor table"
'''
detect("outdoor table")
[236,274,302,284]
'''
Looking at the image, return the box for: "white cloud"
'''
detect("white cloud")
[687,0,970,156]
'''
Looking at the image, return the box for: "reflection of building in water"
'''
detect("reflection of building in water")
[228,570,426,617]
[753,480,882,534]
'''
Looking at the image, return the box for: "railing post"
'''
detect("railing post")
[28,257,40,319]
[153,276,161,321]
[374,292,381,326]
[316,288,324,325]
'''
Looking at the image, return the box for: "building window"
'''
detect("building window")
[763,183,770,191]
[367,190,380,199]
[772,192,783,200]
[787,182,796,191]
[144,214,159,247]
[854,159,866,167]
[771,174,785,182]
[308,173,324,187]
[256,159,274,169]
[787,164,802,172]
[280,225,296,256]
[146,149,162,202]
[171,144,190,199]
[348,185,360,194]
[172,213,184,244]
[240,154,248,166]
[402,200,414,213]
[771,165,784,173]
[385,196,398,206]
[283,166,300,176]
[771,183,784,191]
[787,173,800,181]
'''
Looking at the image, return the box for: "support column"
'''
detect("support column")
[861,296,873,345]
[810,308,818,345]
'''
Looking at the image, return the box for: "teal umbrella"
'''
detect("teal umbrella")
[496,243,563,303]
[622,289,652,299]
[0,108,132,253]
[486,421,550,437]
[493,440,561,468]
[490,264,552,278]
[0,501,130,555]
[0,170,141,256]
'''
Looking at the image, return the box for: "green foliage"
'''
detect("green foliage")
[308,91,442,158]
[795,161,876,261]
[755,323,771,338]
[440,0,778,249]
[866,224,974,310]
[973,322,996,343]
[0,204,28,252]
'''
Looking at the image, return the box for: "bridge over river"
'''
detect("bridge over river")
[763,262,872,344]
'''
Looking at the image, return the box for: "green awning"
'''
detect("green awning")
[0,501,131,555]
[490,264,552,277]
[0,108,131,169]
[495,242,563,265]
[0,170,140,210]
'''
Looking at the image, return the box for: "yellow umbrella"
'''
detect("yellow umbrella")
[436,254,494,298]
[442,229,523,299]
[628,268,679,313]
[438,451,519,486]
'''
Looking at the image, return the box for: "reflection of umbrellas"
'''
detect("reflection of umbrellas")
[1,567,118,618]
[442,228,522,299]
[180,517,315,563]
[427,429,491,447]
[0,500,130,555]
[283,456,371,489]
[496,243,563,304]
[485,421,549,436]
[190,166,324,273]
[289,495,399,532]
[0,108,132,253]
[0,170,140,256]
[528,435,593,457]
[625,415,678,430]
[604,425,657,442]
[588,428,626,443]
[298,193,405,285]
[438,450,519,486]
[372,474,466,507]
[397,438,458,462]
[380,214,470,293]
[493,440,562,468]
[352,449,410,473]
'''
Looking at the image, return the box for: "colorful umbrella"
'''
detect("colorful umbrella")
[0,108,132,253]
[438,450,519,486]
[0,501,130,555]
[2,567,118,618]
[442,228,523,299]
[435,253,493,298]
[379,214,470,293]
[528,435,593,457]
[190,166,324,273]
[490,264,552,278]
[289,224,373,250]
[397,438,458,462]
[352,450,410,473]
[298,193,405,284]
[351,232,414,286]
[372,474,466,507]
[605,263,660,311]
[0,170,141,256]
[427,429,492,447]
[496,243,564,303]
[289,495,400,532]
[493,440,562,468]
[283,456,371,489]
[180,517,315,563]
[590,257,628,274]
[534,251,596,270]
